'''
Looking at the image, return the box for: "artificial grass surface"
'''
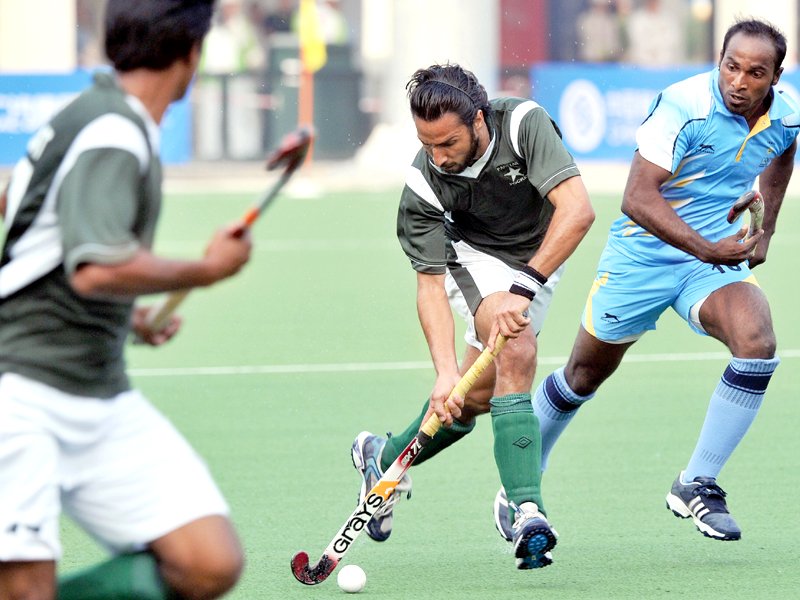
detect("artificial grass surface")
[59,188,799,598]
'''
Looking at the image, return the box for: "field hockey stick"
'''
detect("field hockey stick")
[144,127,314,332]
[291,334,508,585]
[726,190,764,240]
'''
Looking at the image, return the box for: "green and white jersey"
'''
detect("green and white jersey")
[0,72,162,398]
[397,97,580,273]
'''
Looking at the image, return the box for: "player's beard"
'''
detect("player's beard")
[442,129,480,174]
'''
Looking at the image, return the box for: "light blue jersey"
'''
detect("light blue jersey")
[609,68,800,265]
[584,68,800,342]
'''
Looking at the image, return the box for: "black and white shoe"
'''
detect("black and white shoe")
[665,471,741,541]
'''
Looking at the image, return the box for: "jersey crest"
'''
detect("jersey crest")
[496,161,527,185]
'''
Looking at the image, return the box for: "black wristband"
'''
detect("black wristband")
[509,265,548,300]
[509,283,536,300]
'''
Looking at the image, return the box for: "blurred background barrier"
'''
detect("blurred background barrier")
[0,70,192,165]
[6,61,800,167]
[0,44,372,166]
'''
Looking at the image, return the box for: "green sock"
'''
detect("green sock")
[58,552,173,600]
[380,399,476,471]
[490,393,545,513]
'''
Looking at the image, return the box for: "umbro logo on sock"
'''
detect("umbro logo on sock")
[513,436,532,449]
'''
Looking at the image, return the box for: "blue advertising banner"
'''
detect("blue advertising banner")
[0,70,192,165]
[530,63,800,161]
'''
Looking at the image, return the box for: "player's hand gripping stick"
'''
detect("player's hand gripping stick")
[727,190,764,240]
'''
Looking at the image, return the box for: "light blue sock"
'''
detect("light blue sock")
[532,367,594,470]
[684,356,779,481]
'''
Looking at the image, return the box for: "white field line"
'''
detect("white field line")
[129,349,800,377]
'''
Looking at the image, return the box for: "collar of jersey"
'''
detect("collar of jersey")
[94,70,162,155]
[429,133,496,179]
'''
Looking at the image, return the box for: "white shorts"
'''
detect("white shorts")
[445,239,565,350]
[0,373,229,561]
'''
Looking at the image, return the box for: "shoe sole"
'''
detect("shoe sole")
[665,493,741,541]
[514,522,557,569]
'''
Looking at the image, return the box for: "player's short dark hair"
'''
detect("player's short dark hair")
[406,63,492,127]
[105,0,215,72]
[721,18,787,72]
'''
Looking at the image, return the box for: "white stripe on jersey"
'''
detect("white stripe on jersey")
[125,94,161,156]
[67,113,151,174]
[406,165,444,212]
[0,114,150,297]
[539,165,579,193]
[3,158,34,229]
[509,100,541,158]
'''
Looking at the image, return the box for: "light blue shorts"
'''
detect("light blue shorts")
[581,244,760,343]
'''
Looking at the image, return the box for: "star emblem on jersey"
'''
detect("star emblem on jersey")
[497,162,526,185]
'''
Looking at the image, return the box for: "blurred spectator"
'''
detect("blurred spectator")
[292,0,349,45]
[202,0,264,74]
[576,0,623,63]
[196,0,265,159]
[264,0,297,34]
[317,0,350,44]
[626,0,685,66]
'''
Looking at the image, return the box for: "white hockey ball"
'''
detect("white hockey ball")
[337,564,366,593]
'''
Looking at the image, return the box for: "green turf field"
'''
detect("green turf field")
[59,184,799,598]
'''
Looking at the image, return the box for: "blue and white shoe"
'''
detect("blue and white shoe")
[511,501,558,569]
[351,431,412,542]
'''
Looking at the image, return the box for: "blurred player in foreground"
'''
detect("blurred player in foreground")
[514,18,798,543]
[352,63,595,569]
[0,1,251,598]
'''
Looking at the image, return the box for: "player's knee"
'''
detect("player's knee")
[161,541,244,599]
[498,338,537,374]
[729,325,776,359]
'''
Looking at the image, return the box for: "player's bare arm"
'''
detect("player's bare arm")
[0,184,7,219]
[623,152,760,265]
[488,175,594,348]
[70,224,251,300]
[416,271,464,425]
[752,139,796,267]
[528,175,595,276]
